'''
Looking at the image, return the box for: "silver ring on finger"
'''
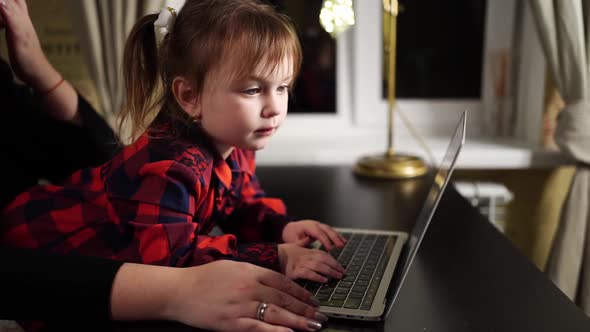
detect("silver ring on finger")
[257,302,269,321]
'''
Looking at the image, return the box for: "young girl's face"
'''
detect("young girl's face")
[198,56,293,159]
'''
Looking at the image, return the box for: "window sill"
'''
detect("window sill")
[256,130,574,169]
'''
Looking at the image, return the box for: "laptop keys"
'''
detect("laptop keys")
[319,287,335,294]
[306,282,321,294]
[358,273,372,280]
[302,233,397,311]
[331,294,348,301]
[321,299,345,307]
[344,298,362,309]
[356,279,370,286]
[341,275,356,282]
[352,285,367,293]
[329,247,342,258]
[334,287,350,294]
[348,291,365,299]
[338,281,354,288]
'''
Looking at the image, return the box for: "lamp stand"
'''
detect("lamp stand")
[354,0,427,179]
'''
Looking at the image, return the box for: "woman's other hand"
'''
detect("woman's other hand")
[0,0,80,123]
[0,0,55,90]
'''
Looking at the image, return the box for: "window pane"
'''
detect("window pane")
[267,0,337,113]
[385,0,487,99]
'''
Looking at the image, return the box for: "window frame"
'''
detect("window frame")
[259,0,547,166]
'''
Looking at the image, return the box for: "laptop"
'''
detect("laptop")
[303,110,467,321]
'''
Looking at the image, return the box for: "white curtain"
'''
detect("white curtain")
[529,0,590,314]
[70,0,164,122]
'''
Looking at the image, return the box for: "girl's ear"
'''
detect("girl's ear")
[171,76,201,118]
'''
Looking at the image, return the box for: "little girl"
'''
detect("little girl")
[1,0,345,284]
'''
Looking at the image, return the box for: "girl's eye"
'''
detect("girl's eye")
[277,85,290,93]
[243,87,261,95]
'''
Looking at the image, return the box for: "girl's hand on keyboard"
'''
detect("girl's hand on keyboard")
[282,220,347,250]
[278,243,346,283]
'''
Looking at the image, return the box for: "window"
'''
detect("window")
[268,0,487,114]
[268,0,337,114]
[390,0,486,99]
[258,0,546,165]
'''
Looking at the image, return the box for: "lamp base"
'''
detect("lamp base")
[354,152,428,179]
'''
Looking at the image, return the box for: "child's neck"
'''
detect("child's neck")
[215,144,234,160]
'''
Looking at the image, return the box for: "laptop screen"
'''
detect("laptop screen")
[389,111,467,305]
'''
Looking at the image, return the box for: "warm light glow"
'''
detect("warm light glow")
[320,0,355,38]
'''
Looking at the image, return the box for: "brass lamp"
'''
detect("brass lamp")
[353,0,428,179]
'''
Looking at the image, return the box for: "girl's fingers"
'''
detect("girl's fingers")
[294,268,328,284]
[338,231,347,244]
[305,226,333,250]
[313,250,345,273]
[306,260,343,280]
[294,236,312,247]
[319,224,345,248]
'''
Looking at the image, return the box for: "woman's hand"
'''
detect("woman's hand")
[112,260,328,332]
[0,0,57,90]
[278,243,346,284]
[282,220,346,250]
[167,260,327,331]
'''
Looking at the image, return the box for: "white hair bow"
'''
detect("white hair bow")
[154,0,187,44]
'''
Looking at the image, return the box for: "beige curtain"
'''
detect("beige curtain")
[529,0,590,314]
[69,0,164,122]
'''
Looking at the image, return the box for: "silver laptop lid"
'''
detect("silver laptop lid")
[387,110,467,308]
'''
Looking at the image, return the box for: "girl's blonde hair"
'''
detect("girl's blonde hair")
[120,0,302,141]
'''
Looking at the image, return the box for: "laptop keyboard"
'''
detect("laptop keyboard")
[300,232,396,310]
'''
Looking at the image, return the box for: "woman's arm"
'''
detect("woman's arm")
[0,247,323,330]
[111,260,325,331]
[0,0,80,124]
[0,246,123,321]
[0,0,119,194]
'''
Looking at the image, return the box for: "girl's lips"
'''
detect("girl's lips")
[255,127,275,136]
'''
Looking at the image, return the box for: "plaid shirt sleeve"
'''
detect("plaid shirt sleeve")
[1,159,280,271]
[107,160,280,270]
[218,152,293,243]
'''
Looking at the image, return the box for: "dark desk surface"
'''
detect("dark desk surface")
[257,166,590,332]
[102,166,590,332]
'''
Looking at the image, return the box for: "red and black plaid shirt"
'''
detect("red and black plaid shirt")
[1,118,291,271]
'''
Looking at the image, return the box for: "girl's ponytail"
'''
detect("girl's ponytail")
[120,14,161,142]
